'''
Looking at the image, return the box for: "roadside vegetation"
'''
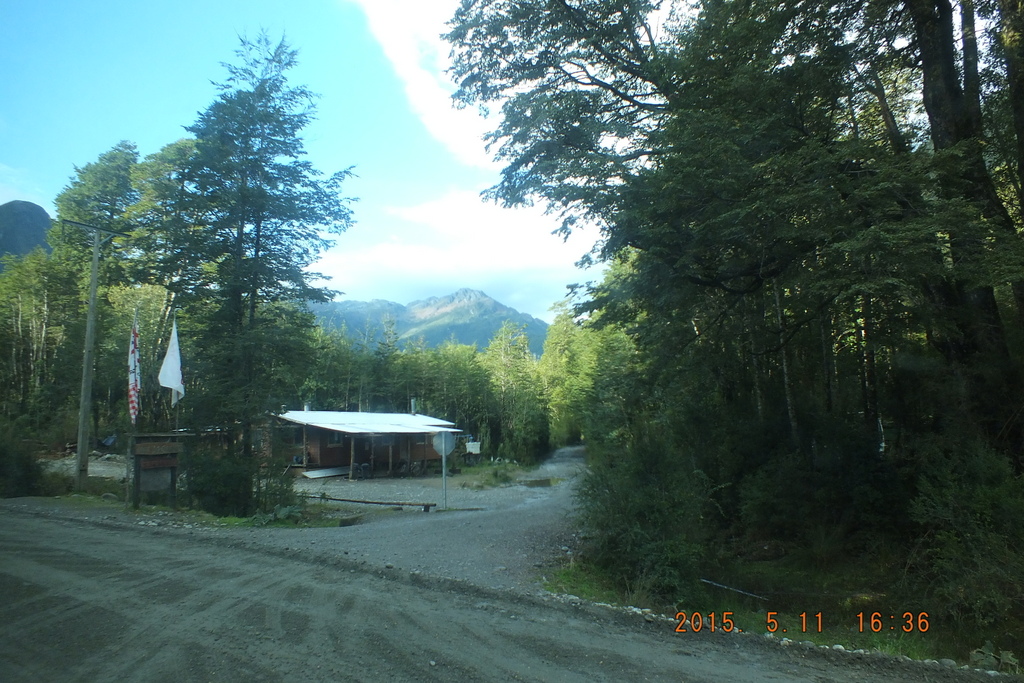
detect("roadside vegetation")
[445,0,1024,665]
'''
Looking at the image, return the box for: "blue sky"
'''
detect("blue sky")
[0,0,601,322]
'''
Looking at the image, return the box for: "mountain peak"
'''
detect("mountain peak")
[0,200,51,264]
[313,290,547,355]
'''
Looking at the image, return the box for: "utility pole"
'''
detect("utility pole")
[67,220,128,491]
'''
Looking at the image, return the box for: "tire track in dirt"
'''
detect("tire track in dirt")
[0,447,1007,682]
[1,507,1002,682]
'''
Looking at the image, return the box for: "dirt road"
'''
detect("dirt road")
[0,449,1005,682]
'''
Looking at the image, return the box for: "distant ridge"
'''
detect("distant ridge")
[312,288,548,355]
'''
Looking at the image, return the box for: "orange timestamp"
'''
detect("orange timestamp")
[856,612,930,633]
[674,611,825,634]
[674,611,931,634]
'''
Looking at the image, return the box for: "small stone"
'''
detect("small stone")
[939,659,957,668]
[800,641,814,648]
[385,562,394,569]
[832,644,845,652]
[643,613,655,623]
[429,660,436,667]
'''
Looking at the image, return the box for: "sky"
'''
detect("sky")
[0,0,602,322]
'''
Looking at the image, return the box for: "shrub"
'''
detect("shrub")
[575,426,714,600]
[0,422,44,497]
[906,435,1024,628]
[180,439,296,518]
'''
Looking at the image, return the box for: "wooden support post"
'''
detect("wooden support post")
[348,436,356,481]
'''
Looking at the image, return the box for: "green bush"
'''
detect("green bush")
[180,440,296,518]
[905,435,1024,629]
[575,426,714,600]
[0,422,44,497]
[181,444,256,517]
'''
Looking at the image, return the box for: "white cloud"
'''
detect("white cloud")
[315,189,602,321]
[345,0,495,168]
[329,1,610,321]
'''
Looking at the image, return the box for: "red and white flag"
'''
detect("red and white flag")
[128,311,140,424]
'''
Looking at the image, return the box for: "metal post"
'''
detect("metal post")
[75,229,102,490]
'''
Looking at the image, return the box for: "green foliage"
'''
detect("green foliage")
[180,443,257,517]
[24,34,356,450]
[448,0,1024,646]
[180,437,297,518]
[482,321,549,463]
[0,422,43,497]
[576,426,715,600]
[0,248,84,431]
[251,504,303,526]
[538,304,597,447]
[971,641,1020,673]
[906,435,1024,629]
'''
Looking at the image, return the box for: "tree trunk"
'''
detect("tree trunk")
[774,287,799,448]
[999,0,1024,216]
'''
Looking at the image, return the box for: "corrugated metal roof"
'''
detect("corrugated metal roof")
[278,410,460,434]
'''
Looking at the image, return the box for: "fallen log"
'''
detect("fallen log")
[302,493,436,512]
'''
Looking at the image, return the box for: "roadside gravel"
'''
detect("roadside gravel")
[264,445,587,594]
[40,446,589,595]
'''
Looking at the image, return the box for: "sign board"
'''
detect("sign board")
[466,441,481,454]
[134,441,183,455]
[432,432,456,457]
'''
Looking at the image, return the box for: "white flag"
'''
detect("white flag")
[128,311,141,424]
[158,319,184,406]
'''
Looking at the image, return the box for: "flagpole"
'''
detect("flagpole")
[127,306,140,508]
[159,309,185,429]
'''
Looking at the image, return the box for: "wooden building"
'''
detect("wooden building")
[278,410,459,479]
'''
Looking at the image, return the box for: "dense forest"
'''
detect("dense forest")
[446,0,1024,659]
[3,0,1024,660]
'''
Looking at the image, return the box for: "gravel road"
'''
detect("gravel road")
[0,447,1009,682]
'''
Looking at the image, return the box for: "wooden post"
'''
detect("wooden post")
[302,424,308,468]
[75,229,101,491]
[348,436,356,481]
[388,443,393,476]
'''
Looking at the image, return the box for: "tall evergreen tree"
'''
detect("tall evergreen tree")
[153,34,354,444]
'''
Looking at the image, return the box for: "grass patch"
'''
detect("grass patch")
[691,548,1010,666]
[543,561,623,605]
[550,546,1009,667]
[456,461,525,490]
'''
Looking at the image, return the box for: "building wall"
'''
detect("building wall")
[302,427,441,473]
